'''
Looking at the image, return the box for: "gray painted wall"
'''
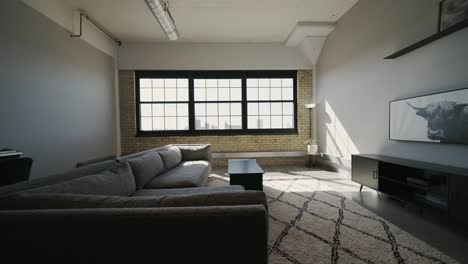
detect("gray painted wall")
[317,0,468,169]
[0,0,116,178]
[118,42,312,70]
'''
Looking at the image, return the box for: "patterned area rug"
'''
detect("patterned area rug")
[208,167,457,264]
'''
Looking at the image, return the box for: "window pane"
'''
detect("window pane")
[283,103,294,115]
[283,116,294,128]
[140,104,152,116]
[248,103,258,115]
[219,116,230,129]
[248,116,259,129]
[140,79,152,88]
[282,78,293,87]
[177,79,188,88]
[152,104,164,116]
[219,103,230,116]
[141,117,152,131]
[195,117,206,130]
[247,79,258,87]
[206,79,217,88]
[259,116,271,128]
[219,88,230,101]
[247,87,258,100]
[270,79,282,87]
[259,88,270,100]
[194,79,205,88]
[195,103,205,116]
[206,104,218,116]
[230,79,241,87]
[195,88,206,101]
[231,103,242,116]
[259,79,269,87]
[230,88,242,100]
[271,88,282,100]
[271,116,282,128]
[177,117,189,130]
[153,89,164,101]
[177,88,188,101]
[218,79,229,87]
[206,88,218,101]
[282,87,294,100]
[177,104,188,116]
[165,79,176,88]
[271,102,282,115]
[207,117,218,129]
[153,79,164,88]
[140,88,152,102]
[165,104,177,116]
[165,117,177,130]
[231,116,242,129]
[153,117,164,130]
[165,89,177,101]
[259,103,270,115]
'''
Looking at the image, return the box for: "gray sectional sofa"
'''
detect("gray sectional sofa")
[0,144,268,264]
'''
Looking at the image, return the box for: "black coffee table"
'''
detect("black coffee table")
[228,159,264,191]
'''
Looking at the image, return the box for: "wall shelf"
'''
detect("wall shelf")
[384,20,468,59]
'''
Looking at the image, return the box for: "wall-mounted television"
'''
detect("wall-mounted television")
[390,88,468,144]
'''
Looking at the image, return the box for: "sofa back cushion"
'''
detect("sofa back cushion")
[126,151,164,189]
[175,144,212,161]
[116,146,169,163]
[0,160,118,198]
[158,146,182,170]
[20,162,136,196]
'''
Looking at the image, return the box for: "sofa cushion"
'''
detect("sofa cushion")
[144,160,210,189]
[132,185,244,197]
[0,193,160,210]
[126,151,164,189]
[174,144,212,161]
[158,146,182,170]
[0,191,266,210]
[21,162,136,196]
[0,160,118,198]
[116,146,169,163]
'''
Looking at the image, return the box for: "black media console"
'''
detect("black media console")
[352,154,468,225]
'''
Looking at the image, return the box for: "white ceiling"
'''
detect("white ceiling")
[63,0,359,43]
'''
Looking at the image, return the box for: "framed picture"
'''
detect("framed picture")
[439,0,468,31]
[389,88,468,145]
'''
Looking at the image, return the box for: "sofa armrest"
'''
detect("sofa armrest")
[171,144,212,161]
[0,205,268,263]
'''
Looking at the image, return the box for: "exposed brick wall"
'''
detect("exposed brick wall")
[119,70,313,166]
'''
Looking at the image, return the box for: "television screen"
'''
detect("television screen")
[390,88,468,144]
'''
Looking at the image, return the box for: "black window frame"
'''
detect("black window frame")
[135,70,298,137]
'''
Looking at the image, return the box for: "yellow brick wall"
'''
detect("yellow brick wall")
[119,70,313,166]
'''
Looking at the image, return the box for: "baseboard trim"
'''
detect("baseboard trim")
[213,151,305,159]
[317,155,351,178]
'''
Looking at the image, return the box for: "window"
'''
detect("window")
[246,78,295,129]
[194,79,242,130]
[135,71,297,136]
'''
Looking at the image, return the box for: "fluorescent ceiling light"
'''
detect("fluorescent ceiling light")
[144,0,178,40]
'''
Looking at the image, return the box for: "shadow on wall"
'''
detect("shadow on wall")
[318,100,360,165]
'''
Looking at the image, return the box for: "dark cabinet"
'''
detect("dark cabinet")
[449,175,468,222]
[352,154,468,226]
[351,155,379,190]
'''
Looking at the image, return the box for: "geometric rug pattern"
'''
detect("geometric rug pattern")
[208,167,458,264]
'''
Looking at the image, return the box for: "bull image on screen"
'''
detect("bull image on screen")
[390,88,468,145]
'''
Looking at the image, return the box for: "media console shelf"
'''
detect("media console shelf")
[352,154,468,225]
